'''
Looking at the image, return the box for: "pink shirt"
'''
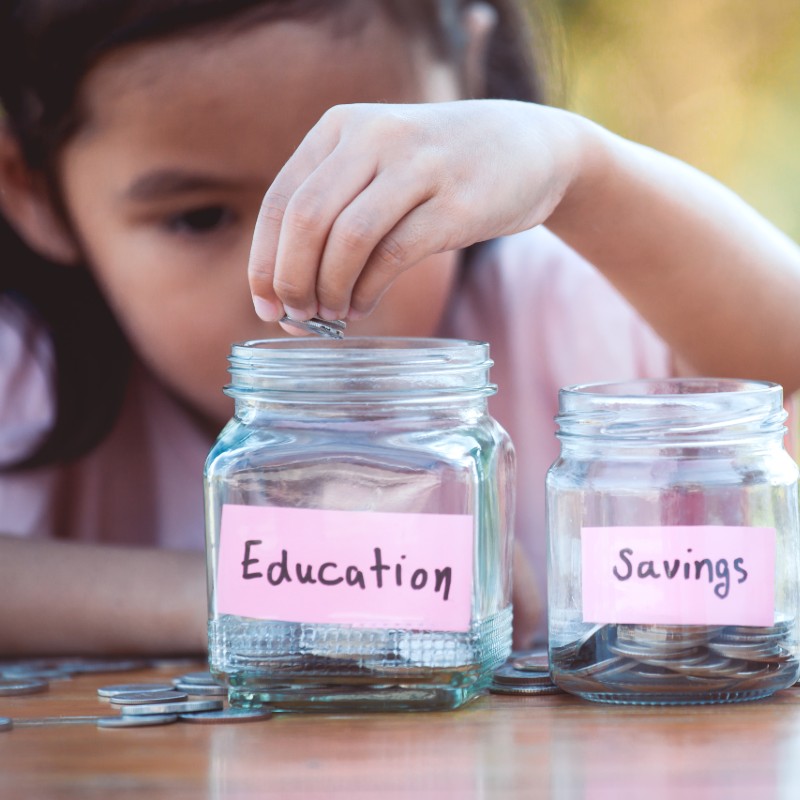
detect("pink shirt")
[0,227,670,609]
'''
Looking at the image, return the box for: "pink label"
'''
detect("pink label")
[216,504,474,631]
[581,526,776,626]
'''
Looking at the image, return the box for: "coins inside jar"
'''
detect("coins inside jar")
[551,621,799,699]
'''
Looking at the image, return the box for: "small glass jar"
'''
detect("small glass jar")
[547,378,800,705]
[204,337,514,712]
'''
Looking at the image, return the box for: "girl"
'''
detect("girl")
[2,0,799,656]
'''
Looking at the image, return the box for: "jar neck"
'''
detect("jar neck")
[234,395,490,423]
[224,337,497,410]
[555,378,788,450]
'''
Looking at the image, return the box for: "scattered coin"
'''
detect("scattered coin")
[121,699,224,716]
[68,659,148,674]
[172,682,227,697]
[511,653,550,674]
[178,707,273,724]
[98,683,176,698]
[98,714,179,729]
[110,691,189,706]
[488,682,565,696]
[0,678,49,697]
[492,663,556,687]
[0,666,71,681]
[0,717,12,731]
[175,671,218,686]
[12,716,106,727]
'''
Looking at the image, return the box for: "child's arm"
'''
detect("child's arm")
[545,121,800,391]
[0,535,207,656]
[248,100,800,393]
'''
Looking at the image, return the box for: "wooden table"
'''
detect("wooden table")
[2,662,799,799]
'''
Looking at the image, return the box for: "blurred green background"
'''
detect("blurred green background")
[544,0,800,242]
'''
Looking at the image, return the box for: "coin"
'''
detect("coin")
[708,641,784,661]
[172,682,227,697]
[176,671,218,686]
[67,659,148,674]
[0,666,72,681]
[510,654,549,674]
[13,716,107,727]
[279,315,346,339]
[121,699,224,716]
[488,682,565,696]
[110,691,189,706]
[553,621,800,698]
[0,717,12,731]
[98,683,176,698]
[492,663,555,687]
[0,678,49,696]
[178,707,273,724]
[98,714,179,728]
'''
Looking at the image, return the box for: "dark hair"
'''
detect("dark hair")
[0,0,549,469]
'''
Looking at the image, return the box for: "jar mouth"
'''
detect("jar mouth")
[226,337,496,400]
[556,378,786,441]
[563,377,779,399]
[233,336,485,361]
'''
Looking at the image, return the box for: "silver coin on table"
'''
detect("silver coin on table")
[175,671,218,686]
[172,681,227,697]
[98,714,179,728]
[122,698,224,716]
[110,690,189,706]
[0,678,49,696]
[98,683,176,698]
[0,717,12,731]
[68,659,148,674]
[179,707,273,724]
[492,663,555,687]
[510,654,550,674]
[1,666,72,681]
[488,682,565,696]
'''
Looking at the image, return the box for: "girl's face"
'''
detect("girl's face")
[55,14,462,426]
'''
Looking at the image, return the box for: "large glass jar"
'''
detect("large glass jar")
[204,337,514,712]
[547,378,800,705]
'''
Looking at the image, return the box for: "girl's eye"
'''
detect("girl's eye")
[166,206,234,234]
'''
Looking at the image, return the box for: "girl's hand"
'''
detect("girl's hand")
[248,99,585,324]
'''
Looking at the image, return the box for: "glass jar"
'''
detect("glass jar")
[204,337,514,712]
[547,378,800,705]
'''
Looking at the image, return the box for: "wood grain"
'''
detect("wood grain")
[1,663,799,798]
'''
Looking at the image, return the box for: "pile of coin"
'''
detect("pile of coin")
[0,659,273,730]
[96,670,271,728]
[489,652,565,697]
[551,621,799,699]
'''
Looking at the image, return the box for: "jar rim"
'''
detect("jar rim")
[226,336,495,401]
[556,378,787,442]
[233,336,486,359]
[561,377,780,400]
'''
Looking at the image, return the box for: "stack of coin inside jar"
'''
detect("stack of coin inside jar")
[550,621,798,702]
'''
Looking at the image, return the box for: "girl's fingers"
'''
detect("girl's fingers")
[248,112,343,321]
[250,102,527,325]
[347,198,456,316]
[314,169,431,319]
[248,189,291,321]
[255,148,378,322]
